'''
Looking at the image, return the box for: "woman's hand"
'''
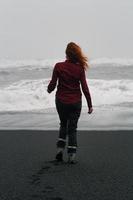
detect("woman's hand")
[47,88,51,93]
[88,107,93,114]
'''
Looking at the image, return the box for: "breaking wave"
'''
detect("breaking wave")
[0,78,133,112]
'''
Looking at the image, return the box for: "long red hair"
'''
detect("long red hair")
[65,42,89,70]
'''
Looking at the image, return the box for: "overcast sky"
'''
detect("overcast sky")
[0,0,133,59]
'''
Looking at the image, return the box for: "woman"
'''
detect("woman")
[47,42,93,164]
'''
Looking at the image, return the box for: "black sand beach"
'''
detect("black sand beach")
[0,130,133,200]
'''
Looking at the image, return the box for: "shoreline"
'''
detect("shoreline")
[0,127,133,131]
[0,129,133,133]
[0,106,133,130]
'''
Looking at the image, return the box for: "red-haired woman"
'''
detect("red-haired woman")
[47,42,93,164]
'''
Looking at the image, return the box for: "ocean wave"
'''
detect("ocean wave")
[89,79,133,107]
[0,78,133,112]
[0,58,133,70]
[0,59,60,69]
[90,57,133,67]
[0,70,10,75]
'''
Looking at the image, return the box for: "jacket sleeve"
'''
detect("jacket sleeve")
[47,64,58,93]
[80,69,92,108]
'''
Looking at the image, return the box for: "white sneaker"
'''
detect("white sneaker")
[68,153,77,164]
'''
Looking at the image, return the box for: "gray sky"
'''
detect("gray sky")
[0,0,133,59]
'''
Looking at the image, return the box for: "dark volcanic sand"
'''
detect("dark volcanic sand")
[0,130,133,200]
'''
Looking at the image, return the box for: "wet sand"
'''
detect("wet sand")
[0,106,133,130]
[0,130,133,200]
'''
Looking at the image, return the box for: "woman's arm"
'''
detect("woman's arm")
[47,64,58,93]
[80,69,93,112]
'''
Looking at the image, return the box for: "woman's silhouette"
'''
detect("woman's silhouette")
[47,42,93,163]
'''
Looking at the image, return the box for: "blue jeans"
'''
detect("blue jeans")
[55,98,82,153]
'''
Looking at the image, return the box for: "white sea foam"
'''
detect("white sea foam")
[0,79,55,112]
[88,79,133,107]
[0,78,133,112]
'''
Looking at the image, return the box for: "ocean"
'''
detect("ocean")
[0,58,133,130]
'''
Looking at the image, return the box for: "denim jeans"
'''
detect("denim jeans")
[55,98,82,153]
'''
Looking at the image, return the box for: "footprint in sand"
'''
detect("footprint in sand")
[37,166,51,175]
[29,165,51,185]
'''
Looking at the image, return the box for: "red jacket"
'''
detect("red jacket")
[47,60,92,108]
